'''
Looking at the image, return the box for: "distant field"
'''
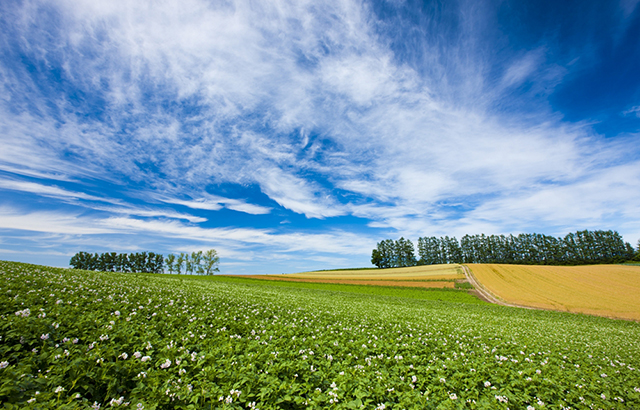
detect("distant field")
[238,264,465,288]
[467,263,640,320]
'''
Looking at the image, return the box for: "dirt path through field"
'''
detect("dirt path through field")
[462,265,526,308]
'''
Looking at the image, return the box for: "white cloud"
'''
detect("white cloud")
[0,207,115,235]
[623,105,640,117]
[620,0,640,18]
[0,178,108,202]
[0,178,207,223]
[0,206,373,257]
[255,167,345,219]
[1,0,639,271]
[158,195,271,215]
[501,48,545,88]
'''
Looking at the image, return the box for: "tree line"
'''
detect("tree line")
[69,249,219,274]
[372,230,638,268]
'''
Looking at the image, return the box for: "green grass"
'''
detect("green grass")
[179,273,485,304]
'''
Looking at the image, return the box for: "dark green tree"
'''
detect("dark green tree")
[394,237,417,267]
[371,239,395,268]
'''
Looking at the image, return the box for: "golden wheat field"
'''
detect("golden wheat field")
[467,264,640,320]
[243,264,464,288]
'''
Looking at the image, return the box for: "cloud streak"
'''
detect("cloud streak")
[0,0,638,271]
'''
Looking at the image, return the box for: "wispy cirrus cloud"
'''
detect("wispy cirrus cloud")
[158,195,271,215]
[0,0,638,272]
[0,206,374,257]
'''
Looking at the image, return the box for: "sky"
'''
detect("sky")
[1,0,639,274]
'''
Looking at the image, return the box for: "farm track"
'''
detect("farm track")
[462,265,535,309]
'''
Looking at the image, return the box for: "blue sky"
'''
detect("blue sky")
[1,0,639,274]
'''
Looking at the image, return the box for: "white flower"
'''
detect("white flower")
[439,378,446,383]
[0,361,8,369]
[141,356,151,362]
[160,359,171,369]
[484,381,491,387]
[41,334,49,340]
[527,406,535,410]
[133,352,142,359]
[27,398,36,403]
[119,353,128,360]
[15,308,30,317]
[449,393,457,400]
[54,386,65,393]
[495,395,508,403]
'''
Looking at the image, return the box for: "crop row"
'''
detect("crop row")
[1,261,639,409]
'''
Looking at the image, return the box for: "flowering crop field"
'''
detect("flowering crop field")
[1,261,640,409]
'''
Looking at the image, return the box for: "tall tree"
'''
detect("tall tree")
[151,253,164,273]
[202,249,220,275]
[394,237,417,267]
[70,252,91,270]
[116,253,130,272]
[372,239,395,268]
[176,253,186,274]
[185,253,193,275]
[191,251,203,274]
[165,254,176,274]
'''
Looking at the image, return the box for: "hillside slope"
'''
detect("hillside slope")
[467,264,640,320]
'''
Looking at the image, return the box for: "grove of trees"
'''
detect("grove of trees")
[372,230,637,268]
[164,250,220,275]
[371,237,417,268]
[69,249,220,274]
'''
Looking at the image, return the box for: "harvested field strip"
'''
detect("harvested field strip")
[255,275,463,282]
[288,264,463,279]
[467,264,640,320]
[239,276,456,288]
[279,274,465,281]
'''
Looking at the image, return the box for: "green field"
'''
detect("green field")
[1,260,640,409]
